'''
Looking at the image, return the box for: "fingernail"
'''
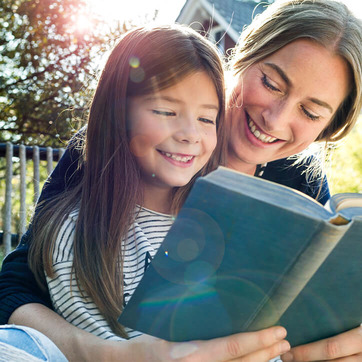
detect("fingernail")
[281,351,293,362]
[275,327,287,339]
[279,340,291,354]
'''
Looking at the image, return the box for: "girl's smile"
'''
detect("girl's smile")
[157,150,195,166]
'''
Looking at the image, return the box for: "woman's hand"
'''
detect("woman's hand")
[281,326,362,361]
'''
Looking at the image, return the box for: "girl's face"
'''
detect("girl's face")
[128,71,219,194]
[226,39,351,174]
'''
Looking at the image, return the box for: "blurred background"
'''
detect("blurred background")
[0,0,361,260]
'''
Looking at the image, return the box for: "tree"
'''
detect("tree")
[0,0,126,147]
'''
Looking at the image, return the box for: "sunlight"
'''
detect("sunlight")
[341,0,362,16]
[73,14,93,32]
[85,0,186,24]
[66,11,95,35]
[79,0,361,34]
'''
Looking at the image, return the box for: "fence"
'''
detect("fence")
[0,142,64,256]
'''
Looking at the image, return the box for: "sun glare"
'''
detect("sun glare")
[81,0,360,32]
[86,0,155,23]
[74,14,93,32]
[85,0,186,24]
[66,13,94,35]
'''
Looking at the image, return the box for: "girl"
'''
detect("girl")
[6,24,288,361]
[32,23,225,340]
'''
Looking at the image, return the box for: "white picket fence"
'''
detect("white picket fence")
[1,142,64,256]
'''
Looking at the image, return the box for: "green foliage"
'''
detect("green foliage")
[327,119,362,194]
[0,0,127,147]
[0,156,51,235]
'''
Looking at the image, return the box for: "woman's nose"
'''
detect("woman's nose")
[262,99,294,132]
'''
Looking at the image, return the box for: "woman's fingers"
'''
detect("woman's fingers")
[325,353,362,362]
[282,326,362,361]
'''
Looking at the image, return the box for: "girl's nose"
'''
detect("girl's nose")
[174,118,201,144]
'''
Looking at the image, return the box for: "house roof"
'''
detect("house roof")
[177,0,270,42]
[206,0,266,34]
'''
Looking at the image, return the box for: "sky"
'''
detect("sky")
[342,0,362,16]
[86,0,361,25]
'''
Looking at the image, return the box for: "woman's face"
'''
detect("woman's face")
[226,39,351,174]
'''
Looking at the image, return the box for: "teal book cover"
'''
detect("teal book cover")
[119,167,362,346]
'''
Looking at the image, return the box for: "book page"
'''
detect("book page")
[335,197,362,211]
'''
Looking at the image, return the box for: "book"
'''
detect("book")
[118,166,362,347]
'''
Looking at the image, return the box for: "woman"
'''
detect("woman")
[225,0,360,179]
[1,0,361,361]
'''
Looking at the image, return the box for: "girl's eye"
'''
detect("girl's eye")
[261,73,281,92]
[301,106,320,121]
[199,117,216,125]
[153,110,175,117]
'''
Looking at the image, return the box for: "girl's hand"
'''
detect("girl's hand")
[281,326,362,361]
[109,326,290,362]
[9,304,289,362]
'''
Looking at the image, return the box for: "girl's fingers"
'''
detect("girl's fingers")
[233,340,291,362]
[134,328,289,361]
[196,326,290,361]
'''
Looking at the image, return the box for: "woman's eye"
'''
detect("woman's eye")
[153,110,175,117]
[301,106,320,121]
[261,73,281,92]
[199,117,216,125]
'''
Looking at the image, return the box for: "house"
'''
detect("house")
[176,0,273,54]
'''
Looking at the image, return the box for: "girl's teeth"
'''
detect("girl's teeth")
[163,152,193,162]
[248,120,277,143]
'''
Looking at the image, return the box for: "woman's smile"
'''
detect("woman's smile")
[245,112,278,144]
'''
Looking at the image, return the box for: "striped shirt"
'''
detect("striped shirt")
[46,207,174,341]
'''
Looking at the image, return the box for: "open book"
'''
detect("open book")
[119,166,362,347]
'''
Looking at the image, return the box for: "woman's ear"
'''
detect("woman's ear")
[226,75,243,109]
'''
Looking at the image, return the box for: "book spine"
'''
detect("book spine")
[247,222,349,330]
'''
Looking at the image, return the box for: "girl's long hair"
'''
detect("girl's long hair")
[29,24,226,337]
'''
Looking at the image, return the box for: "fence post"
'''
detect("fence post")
[4,142,13,255]
[33,146,40,203]
[46,147,53,175]
[19,145,27,240]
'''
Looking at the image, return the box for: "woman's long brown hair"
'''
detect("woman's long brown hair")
[29,24,227,337]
